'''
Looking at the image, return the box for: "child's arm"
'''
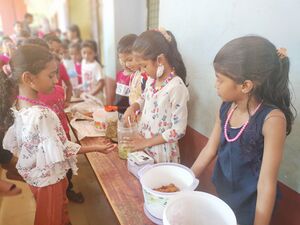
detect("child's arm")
[78,142,117,154]
[64,79,73,107]
[191,113,221,177]
[90,64,105,96]
[254,110,286,225]
[90,79,104,96]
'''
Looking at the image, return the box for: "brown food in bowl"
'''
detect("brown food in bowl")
[153,183,179,193]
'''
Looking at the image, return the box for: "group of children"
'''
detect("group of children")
[0,24,296,225]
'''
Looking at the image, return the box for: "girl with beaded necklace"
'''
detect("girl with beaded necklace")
[1,45,116,225]
[192,36,295,225]
[123,29,189,163]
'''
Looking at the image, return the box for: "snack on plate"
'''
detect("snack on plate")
[153,183,179,193]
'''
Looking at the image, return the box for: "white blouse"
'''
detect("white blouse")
[3,105,80,187]
[137,76,189,163]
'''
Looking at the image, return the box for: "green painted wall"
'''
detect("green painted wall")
[68,0,92,39]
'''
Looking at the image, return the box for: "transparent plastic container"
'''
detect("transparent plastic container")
[117,119,138,159]
[92,108,107,130]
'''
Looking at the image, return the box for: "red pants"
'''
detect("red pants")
[29,178,70,225]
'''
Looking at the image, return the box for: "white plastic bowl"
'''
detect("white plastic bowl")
[138,163,199,220]
[163,191,237,225]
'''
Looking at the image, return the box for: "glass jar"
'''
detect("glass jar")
[117,119,138,159]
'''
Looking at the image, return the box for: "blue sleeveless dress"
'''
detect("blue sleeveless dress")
[212,102,279,225]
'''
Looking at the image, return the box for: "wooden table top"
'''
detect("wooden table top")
[80,137,155,225]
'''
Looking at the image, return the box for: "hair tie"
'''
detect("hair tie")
[277,48,287,59]
[153,27,172,43]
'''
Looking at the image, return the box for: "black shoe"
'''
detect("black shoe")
[66,190,85,203]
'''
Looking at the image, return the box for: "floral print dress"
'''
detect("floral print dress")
[3,105,81,187]
[136,76,189,163]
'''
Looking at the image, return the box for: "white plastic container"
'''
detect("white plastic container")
[163,191,237,225]
[138,163,199,220]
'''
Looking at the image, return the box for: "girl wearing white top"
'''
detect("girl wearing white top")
[124,29,189,163]
[81,40,105,102]
[2,45,116,225]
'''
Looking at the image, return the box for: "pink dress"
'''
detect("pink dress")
[57,63,70,87]
[38,85,70,137]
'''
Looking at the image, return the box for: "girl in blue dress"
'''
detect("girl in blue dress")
[192,36,295,225]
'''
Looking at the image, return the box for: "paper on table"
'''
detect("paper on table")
[70,112,105,140]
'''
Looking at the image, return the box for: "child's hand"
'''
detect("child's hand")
[93,142,117,154]
[123,106,137,124]
[123,134,148,151]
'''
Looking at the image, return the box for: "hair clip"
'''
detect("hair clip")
[277,48,287,59]
[153,27,172,43]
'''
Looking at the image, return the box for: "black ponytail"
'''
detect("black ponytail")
[166,31,186,84]
[255,56,295,134]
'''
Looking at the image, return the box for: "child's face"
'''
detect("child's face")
[133,53,157,79]
[30,59,58,94]
[81,47,96,63]
[70,47,82,63]
[2,40,16,55]
[118,53,139,73]
[215,72,242,101]
[61,48,70,59]
[48,41,62,55]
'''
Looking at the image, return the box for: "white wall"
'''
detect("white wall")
[159,0,300,192]
[102,0,147,78]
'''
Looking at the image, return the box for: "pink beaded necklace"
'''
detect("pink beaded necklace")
[17,95,47,108]
[224,102,262,142]
[152,72,175,93]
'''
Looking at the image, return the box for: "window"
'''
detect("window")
[147,0,159,30]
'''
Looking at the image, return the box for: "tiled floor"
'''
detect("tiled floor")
[0,155,119,225]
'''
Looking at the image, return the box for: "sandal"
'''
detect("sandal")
[0,180,22,196]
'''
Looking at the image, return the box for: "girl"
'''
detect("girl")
[61,42,80,89]
[67,24,82,45]
[44,34,73,107]
[81,40,105,101]
[123,29,189,163]
[115,34,138,114]
[69,42,82,85]
[192,36,295,225]
[0,36,16,65]
[2,45,116,225]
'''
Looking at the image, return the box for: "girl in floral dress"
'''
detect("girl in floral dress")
[124,29,189,163]
[1,45,116,225]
